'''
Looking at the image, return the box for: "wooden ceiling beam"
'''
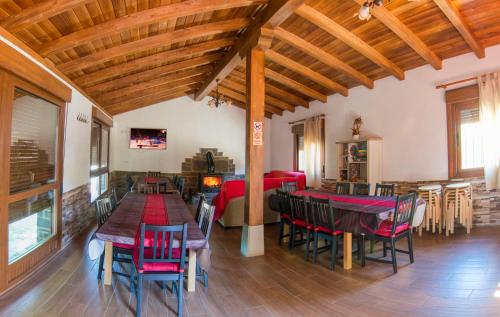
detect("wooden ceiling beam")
[57,18,249,73]
[221,78,295,112]
[352,0,442,70]
[86,54,221,96]
[106,85,199,115]
[194,0,307,101]
[266,49,348,96]
[98,69,209,105]
[0,0,93,33]
[217,85,283,116]
[37,0,267,56]
[432,0,485,58]
[295,4,404,80]
[230,69,309,108]
[272,26,373,88]
[264,67,327,102]
[75,38,234,88]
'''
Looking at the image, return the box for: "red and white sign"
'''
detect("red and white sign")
[253,121,263,146]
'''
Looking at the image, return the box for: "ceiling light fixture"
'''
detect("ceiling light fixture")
[356,0,420,21]
[208,79,232,108]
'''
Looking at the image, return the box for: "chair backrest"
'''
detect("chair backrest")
[281,181,298,193]
[352,183,370,196]
[289,194,309,223]
[198,202,216,242]
[178,177,185,196]
[173,175,178,186]
[195,193,206,223]
[336,182,350,195]
[147,171,161,177]
[391,193,417,234]
[137,223,188,274]
[275,189,291,216]
[126,175,135,192]
[375,183,395,197]
[109,187,118,210]
[310,197,336,233]
[95,197,113,227]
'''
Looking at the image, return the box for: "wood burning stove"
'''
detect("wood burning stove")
[197,151,224,202]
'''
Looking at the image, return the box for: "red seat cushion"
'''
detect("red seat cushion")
[113,242,134,250]
[314,225,343,236]
[375,220,410,237]
[133,247,183,273]
[280,213,291,220]
[293,219,312,229]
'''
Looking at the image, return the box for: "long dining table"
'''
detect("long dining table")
[95,192,206,292]
[134,176,179,194]
[290,189,424,270]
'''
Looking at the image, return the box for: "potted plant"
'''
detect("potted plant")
[352,117,362,140]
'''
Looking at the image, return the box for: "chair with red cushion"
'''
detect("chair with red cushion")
[131,223,188,317]
[310,197,343,270]
[336,182,350,195]
[276,189,292,247]
[281,181,298,193]
[289,194,313,260]
[95,197,133,280]
[361,193,417,273]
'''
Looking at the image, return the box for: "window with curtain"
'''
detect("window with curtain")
[446,85,484,179]
[90,120,110,202]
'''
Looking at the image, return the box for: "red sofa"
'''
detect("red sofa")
[212,170,306,226]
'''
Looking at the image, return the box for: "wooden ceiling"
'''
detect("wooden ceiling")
[0,0,499,117]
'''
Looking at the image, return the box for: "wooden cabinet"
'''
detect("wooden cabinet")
[336,138,382,195]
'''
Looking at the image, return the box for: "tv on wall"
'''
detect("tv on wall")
[129,128,167,149]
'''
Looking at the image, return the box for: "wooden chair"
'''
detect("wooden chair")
[109,187,119,211]
[336,182,350,195]
[95,197,132,280]
[126,175,135,192]
[309,197,343,270]
[417,184,443,235]
[130,223,188,317]
[177,177,185,198]
[361,193,417,273]
[196,201,215,287]
[173,175,179,187]
[289,194,312,260]
[281,181,298,193]
[375,183,395,196]
[352,183,370,196]
[443,183,472,235]
[276,189,292,246]
[147,171,161,177]
[194,193,206,224]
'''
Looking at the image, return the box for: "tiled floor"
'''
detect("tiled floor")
[1,222,500,316]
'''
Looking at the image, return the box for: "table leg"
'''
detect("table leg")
[187,249,196,292]
[343,232,352,270]
[104,241,113,285]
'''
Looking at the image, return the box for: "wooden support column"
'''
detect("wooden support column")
[241,47,266,257]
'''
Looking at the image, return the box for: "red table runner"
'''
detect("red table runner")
[145,177,159,184]
[136,194,169,247]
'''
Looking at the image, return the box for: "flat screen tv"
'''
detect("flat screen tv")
[129,128,167,149]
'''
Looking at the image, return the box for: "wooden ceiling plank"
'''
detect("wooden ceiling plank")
[86,54,221,95]
[272,26,373,88]
[231,69,309,107]
[98,69,209,104]
[109,89,197,115]
[264,67,327,102]
[57,18,249,73]
[0,0,94,33]
[221,95,273,119]
[218,85,283,115]
[266,49,348,96]
[432,0,485,58]
[352,0,442,70]
[194,0,308,101]
[295,4,405,80]
[75,38,234,88]
[222,77,295,112]
[37,0,268,56]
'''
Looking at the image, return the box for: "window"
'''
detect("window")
[90,120,110,201]
[292,120,325,176]
[446,85,484,179]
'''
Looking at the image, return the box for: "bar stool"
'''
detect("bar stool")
[443,182,473,235]
[417,184,443,236]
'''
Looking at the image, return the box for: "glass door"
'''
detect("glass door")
[0,72,65,290]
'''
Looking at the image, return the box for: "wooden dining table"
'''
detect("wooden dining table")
[291,190,424,270]
[95,192,206,292]
[134,176,179,194]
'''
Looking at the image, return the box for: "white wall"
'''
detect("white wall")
[271,44,500,182]
[111,95,272,174]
